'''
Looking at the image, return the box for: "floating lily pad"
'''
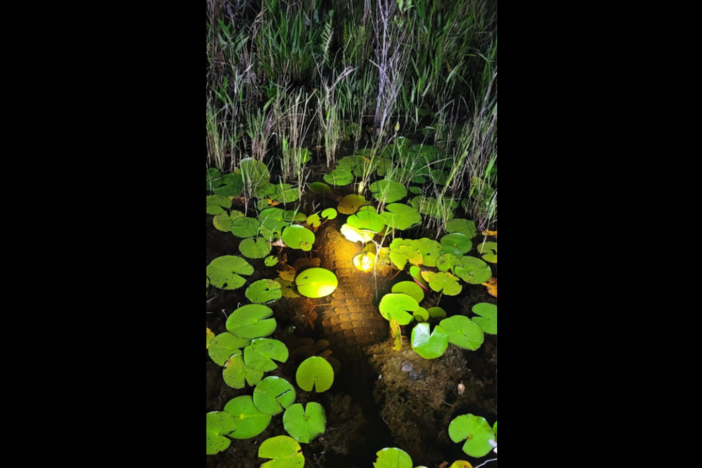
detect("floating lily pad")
[428,272,463,296]
[413,307,429,322]
[206,168,224,191]
[448,414,495,458]
[381,204,422,230]
[258,435,304,468]
[270,184,300,204]
[295,268,338,298]
[214,173,244,198]
[323,167,353,186]
[226,304,276,339]
[309,182,332,195]
[274,278,300,298]
[282,225,316,251]
[369,180,407,203]
[391,281,425,303]
[244,338,289,371]
[223,352,264,388]
[471,303,497,335]
[476,241,497,263]
[306,213,321,228]
[446,218,477,239]
[373,447,413,468]
[389,239,423,270]
[265,255,279,267]
[230,217,261,238]
[208,332,251,366]
[283,210,308,222]
[379,293,418,325]
[213,210,243,232]
[347,211,386,233]
[411,323,449,359]
[441,233,472,254]
[207,256,254,290]
[283,402,326,444]
[338,194,370,215]
[428,307,447,319]
[409,265,429,290]
[224,395,272,439]
[240,237,272,259]
[321,208,337,220]
[296,356,334,392]
[245,279,282,304]
[454,257,492,285]
[206,195,232,215]
[253,376,296,415]
[440,245,465,258]
[449,462,474,468]
[440,315,484,350]
[206,411,236,455]
[410,238,443,267]
[436,253,463,272]
[239,158,270,188]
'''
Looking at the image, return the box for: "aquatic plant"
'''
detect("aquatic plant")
[283,402,326,443]
[223,395,272,439]
[471,303,497,335]
[294,268,338,298]
[258,435,304,468]
[206,256,253,290]
[373,447,413,468]
[206,411,237,455]
[254,376,296,415]
[448,414,496,458]
[296,356,334,392]
[245,279,282,303]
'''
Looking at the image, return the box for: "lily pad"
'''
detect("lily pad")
[239,237,272,259]
[388,239,423,270]
[323,167,353,186]
[239,158,270,188]
[340,223,376,243]
[223,352,264,388]
[436,253,463,272]
[213,210,243,232]
[381,204,422,231]
[283,210,308,222]
[440,316,484,350]
[270,184,300,204]
[476,241,497,263]
[373,447,413,468]
[296,356,334,392]
[309,182,332,194]
[207,256,254,290]
[258,435,304,468]
[206,411,236,455]
[214,173,244,198]
[206,195,232,215]
[253,376,296,415]
[454,257,492,285]
[208,332,251,366]
[244,338,289,371]
[428,272,463,296]
[274,278,301,298]
[321,208,337,220]
[391,281,425,303]
[264,255,279,267]
[446,218,477,239]
[338,194,370,215]
[411,323,449,359]
[230,217,261,238]
[448,414,495,458]
[281,225,316,251]
[441,233,472,254]
[409,265,429,290]
[224,395,272,439]
[410,238,442,267]
[295,268,338,298]
[378,293,418,325]
[206,168,224,191]
[306,213,321,228]
[283,402,326,443]
[347,211,386,233]
[245,279,282,304]
[369,180,407,203]
[471,303,497,335]
[226,304,276,339]
[428,307,447,319]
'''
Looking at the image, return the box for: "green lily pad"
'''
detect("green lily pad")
[338,194,370,215]
[440,245,465,258]
[440,316,484,350]
[347,211,386,233]
[409,265,429,290]
[274,278,300,298]
[476,241,497,263]
[230,217,261,238]
[283,402,326,444]
[436,253,463,272]
[206,256,254,290]
[306,213,321,228]
[391,281,425,303]
[283,210,308,222]
[454,257,492,285]
[245,279,282,304]
[213,210,243,232]
[282,225,316,251]
[239,158,270,188]
[413,307,429,322]
[223,352,264,388]
[226,304,276,339]
[323,167,353,186]
[369,180,407,203]
[244,338,289,371]
[321,208,337,220]
[441,233,472,254]
[258,435,304,468]
[208,332,251,366]
[448,414,495,458]
[264,255,278,267]
[295,268,338,298]
[446,219,477,239]
[428,272,463,296]
[206,411,237,455]
[373,447,413,468]
[253,376,296,415]
[224,395,272,439]
[296,356,334,392]
[410,238,443,267]
[206,195,232,215]
[270,184,300,204]
[471,303,497,335]
[239,237,272,259]
[389,239,423,270]
[428,307,447,319]
[378,293,418,325]
[206,168,224,191]
[381,204,422,231]
[309,182,332,195]
[411,323,449,359]
[214,173,244,198]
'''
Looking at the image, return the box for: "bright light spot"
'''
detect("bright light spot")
[341,223,374,243]
[353,252,376,272]
[358,182,365,194]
